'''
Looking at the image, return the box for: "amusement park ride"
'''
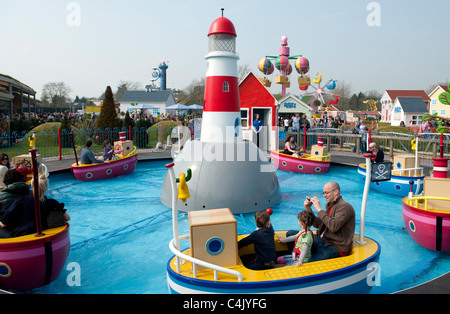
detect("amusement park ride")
[166,12,381,295]
[257,36,340,110]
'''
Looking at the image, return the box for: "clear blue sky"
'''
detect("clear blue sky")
[1,0,449,100]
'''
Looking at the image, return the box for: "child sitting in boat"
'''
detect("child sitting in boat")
[238,210,277,270]
[103,140,114,162]
[277,210,315,267]
[15,159,33,180]
[284,135,304,157]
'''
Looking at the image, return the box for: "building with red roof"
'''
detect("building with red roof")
[239,72,278,151]
[380,90,430,123]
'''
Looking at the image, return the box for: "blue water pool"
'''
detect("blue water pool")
[26,159,449,294]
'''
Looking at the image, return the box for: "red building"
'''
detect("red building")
[239,72,278,151]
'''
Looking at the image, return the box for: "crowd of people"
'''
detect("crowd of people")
[0,153,70,238]
[280,113,346,132]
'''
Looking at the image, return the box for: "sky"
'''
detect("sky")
[1,0,449,100]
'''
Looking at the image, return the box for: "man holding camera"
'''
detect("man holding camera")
[307,182,355,261]
[285,182,355,262]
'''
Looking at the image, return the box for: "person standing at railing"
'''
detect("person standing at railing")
[292,113,300,132]
[420,120,430,140]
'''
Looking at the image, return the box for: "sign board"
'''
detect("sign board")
[371,162,392,182]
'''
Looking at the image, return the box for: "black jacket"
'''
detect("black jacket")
[238,225,277,263]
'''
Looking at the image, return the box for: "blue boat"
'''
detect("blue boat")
[357,163,424,197]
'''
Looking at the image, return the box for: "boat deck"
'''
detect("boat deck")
[168,234,379,283]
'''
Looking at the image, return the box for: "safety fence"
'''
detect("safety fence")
[282,128,450,167]
[2,126,449,168]
[0,126,176,164]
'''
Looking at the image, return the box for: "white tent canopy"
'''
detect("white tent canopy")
[129,104,158,110]
[188,104,203,110]
[166,103,189,110]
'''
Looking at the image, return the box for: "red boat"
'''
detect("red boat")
[0,225,70,290]
[270,150,331,174]
[71,148,137,181]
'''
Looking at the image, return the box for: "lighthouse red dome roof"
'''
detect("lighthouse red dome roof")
[208,17,237,37]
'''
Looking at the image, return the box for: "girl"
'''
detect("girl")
[278,210,315,267]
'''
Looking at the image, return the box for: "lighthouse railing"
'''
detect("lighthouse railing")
[169,236,244,282]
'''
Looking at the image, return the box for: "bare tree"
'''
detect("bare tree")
[115,80,142,101]
[177,78,205,106]
[333,80,353,111]
[238,63,251,83]
[42,82,72,110]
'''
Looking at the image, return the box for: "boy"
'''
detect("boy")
[238,210,277,270]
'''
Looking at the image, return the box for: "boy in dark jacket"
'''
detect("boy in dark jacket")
[0,169,31,216]
[238,210,277,270]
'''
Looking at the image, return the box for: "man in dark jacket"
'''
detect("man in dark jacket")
[368,142,384,163]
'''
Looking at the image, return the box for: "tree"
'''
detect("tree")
[41,82,72,111]
[115,80,141,102]
[332,80,353,111]
[97,86,120,130]
[177,78,205,106]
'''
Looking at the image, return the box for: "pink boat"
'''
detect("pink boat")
[0,225,70,290]
[402,197,450,252]
[270,150,331,174]
[71,151,138,181]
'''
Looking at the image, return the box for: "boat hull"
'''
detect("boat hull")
[270,151,331,174]
[402,198,450,252]
[0,225,70,290]
[167,235,380,294]
[357,164,424,197]
[71,154,138,181]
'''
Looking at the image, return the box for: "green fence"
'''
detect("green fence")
[1,126,177,164]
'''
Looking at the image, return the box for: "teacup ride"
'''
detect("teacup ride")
[271,137,331,174]
[357,137,425,197]
[71,132,138,181]
[165,159,381,294]
[0,149,70,291]
[402,134,450,252]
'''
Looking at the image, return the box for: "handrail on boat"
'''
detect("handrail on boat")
[406,196,450,211]
[169,236,244,282]
[391,167,424,177]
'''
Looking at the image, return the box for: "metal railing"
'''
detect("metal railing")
[0,126,177,163]
[169,236,243,281]
[282,128,450,167]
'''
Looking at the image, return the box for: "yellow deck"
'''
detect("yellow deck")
[168,232,379,282]
[0,225,68,244]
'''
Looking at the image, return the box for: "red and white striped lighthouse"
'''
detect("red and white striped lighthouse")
[201,15,242,143]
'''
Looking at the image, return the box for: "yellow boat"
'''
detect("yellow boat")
[164,163,381,294]
[167,232,380,294]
